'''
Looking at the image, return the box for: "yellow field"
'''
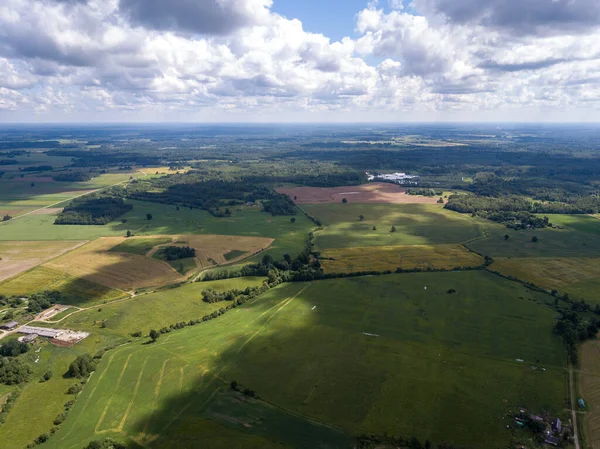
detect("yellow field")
[579,340,600,449]
[138,166,191,175]
[44,237,184,291]
[0,266,123,303]
[319,244,484,274]
[0,240,85,282]
[143,234,274,269]
[490,257,600,298]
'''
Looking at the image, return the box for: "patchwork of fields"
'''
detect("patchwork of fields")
[36,272,567,449]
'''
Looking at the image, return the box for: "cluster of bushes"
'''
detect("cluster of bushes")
[554,304,600,364]
[27,290,63,313]
[230,380,257,398]
[27,398,78,447]
[356,434,471,449]
[0,294,24,309]
[55,196,133,225]
[406,188,442,197]
[82,439,128,449]
[67,354,97,378]
[0,340,29,357]
[0,390,21,425]
[0,357,32,385]
[156,245,196,261]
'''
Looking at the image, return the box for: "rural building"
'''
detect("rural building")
[551,418,561,433]
[18,326,63,339]
[544,435,559,446]
[0,321,18,330]
[21,334,38,343]
[529,414,544,422]
[578,398,586,408]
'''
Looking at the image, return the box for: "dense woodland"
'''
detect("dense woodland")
[55,196,133,225]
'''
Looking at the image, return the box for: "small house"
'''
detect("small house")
[0,320,18,330]
[578,398,586,409]
[551,418,561,433]
[544,435,559,446]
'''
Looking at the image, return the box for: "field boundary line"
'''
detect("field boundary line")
[95,353,133,433]
[142,358,171,435]
[117,357,149,431]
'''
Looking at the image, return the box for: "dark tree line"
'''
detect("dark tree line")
[157,245,196,261]
[20,165,53,172]
[406,188,443,197]
[53,170,101,182]
[357,433,472,449]
[55,196,133,225]
[554,301,600,364]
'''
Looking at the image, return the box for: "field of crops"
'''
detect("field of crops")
[490,257,600,302]
[303,204,483,249]
[579,340,600,449]
[319,244,483,273]
[35,271,566,449]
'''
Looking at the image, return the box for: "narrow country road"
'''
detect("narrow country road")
[569,365,581,449]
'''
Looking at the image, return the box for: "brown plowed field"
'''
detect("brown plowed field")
[276,183,441,204]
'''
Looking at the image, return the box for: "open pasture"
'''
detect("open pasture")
[580,340,600,449]
[0,266,124,305]
[56,277,267,338]
[44,238,184,291]
[277,182,440,204]
[490,257,600,302]
[305,203,483,249]
[48,271,565,449]
[319,244,483,274]
[0,240,85,282]
[467,215,600,258]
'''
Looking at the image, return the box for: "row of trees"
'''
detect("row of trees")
[357,433,472,449]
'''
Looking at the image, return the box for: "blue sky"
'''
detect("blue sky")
[1,0,600,122]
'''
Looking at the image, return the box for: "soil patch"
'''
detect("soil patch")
[277,183,441,204]
[29,208,63,215]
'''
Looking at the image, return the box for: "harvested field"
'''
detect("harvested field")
[580,340,600,449]
[0,240,85,282]
[489,257,600,302]
[320,244,484,274]
[28,207,63,215]
[45,237,184,291]
[277,183,441,204]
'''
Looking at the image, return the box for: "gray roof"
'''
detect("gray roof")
[18,326,63,338]
[544,435,559,446]
[1,320,18,329]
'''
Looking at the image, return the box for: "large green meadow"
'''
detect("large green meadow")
[303,203,483,249]
[35,271,566,449]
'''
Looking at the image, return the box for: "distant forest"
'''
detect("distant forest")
[55,196,132,225]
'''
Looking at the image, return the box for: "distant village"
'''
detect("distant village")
[366,172,419,185]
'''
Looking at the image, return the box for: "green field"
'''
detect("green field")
[109,237,173,256]
[0,201,314,261]
[467,214,600,258]
[55,277,268,338]
[303,204,483,249]
[0,266,125,305]
[39,271,566,449]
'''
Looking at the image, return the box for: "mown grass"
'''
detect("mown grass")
[320,244,483,274]
[579,340,600,449]
[304,203,483,249]
[490,257,600,303]
[44,271,565,449]
[223,249,249,261]
[108,237,173,256]
[57,277,267,338]
[0,266,125,305]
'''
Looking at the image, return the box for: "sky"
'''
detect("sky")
[1,0,600,122]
